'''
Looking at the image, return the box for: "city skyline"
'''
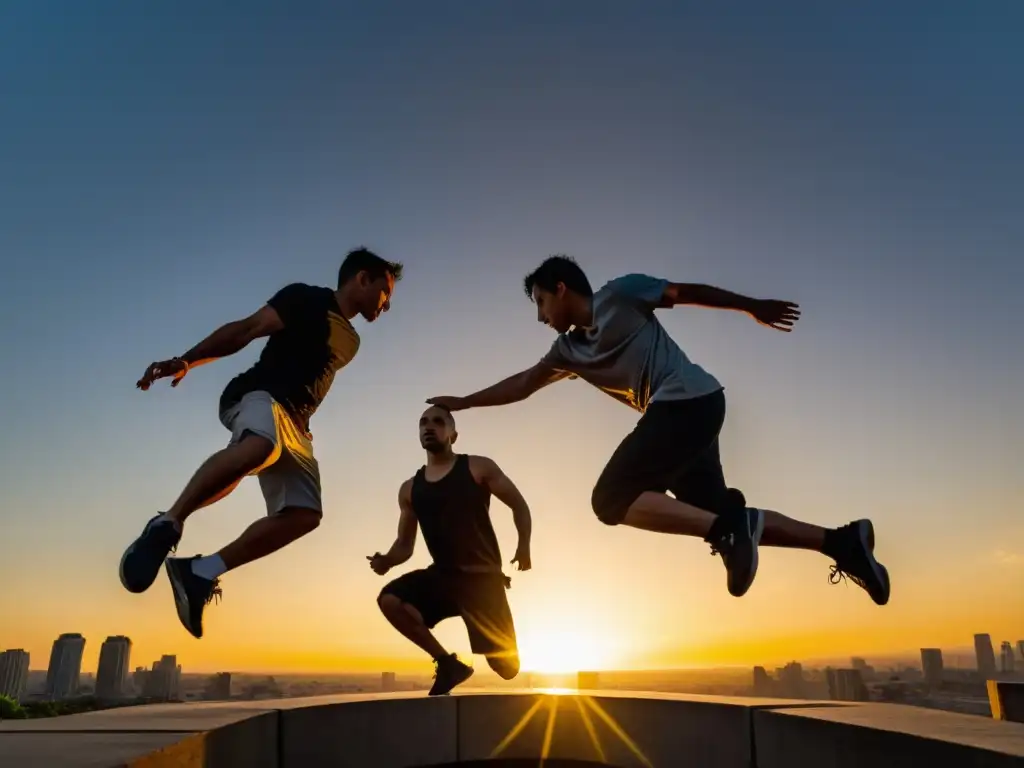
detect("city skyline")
[1,3,1022,676]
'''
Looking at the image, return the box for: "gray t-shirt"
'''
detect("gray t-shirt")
[540,274,722,413]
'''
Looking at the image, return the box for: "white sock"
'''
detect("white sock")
[192,554,227,581]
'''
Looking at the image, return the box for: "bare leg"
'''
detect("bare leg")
[377,594,448,659]
[167,434,275,526]
[217,508,321,572]
[759,509,826,551]
[621,493,826,551]
[620,491,717,537]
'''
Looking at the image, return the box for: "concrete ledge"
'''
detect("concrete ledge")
[754,703,1024,768]
[1,690,1022,767]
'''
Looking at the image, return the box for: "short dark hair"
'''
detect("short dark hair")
[523,255,593,300]
[426,404,456,429]
[338,247,403,288]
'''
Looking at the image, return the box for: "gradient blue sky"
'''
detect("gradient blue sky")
[1,2,1021,674]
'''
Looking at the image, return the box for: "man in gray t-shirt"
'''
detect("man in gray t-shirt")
[428,255,890,607]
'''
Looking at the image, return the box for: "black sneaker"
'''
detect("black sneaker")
[827,519,890,606]
[119,514,181,593]
[428,654,474,696]
[165,556,222,639]
[706,508,765,597]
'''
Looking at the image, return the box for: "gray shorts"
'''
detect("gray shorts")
[219,390,322,516]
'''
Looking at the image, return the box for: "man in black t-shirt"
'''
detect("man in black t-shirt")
[120,248,402,640]
[368,405,533,696]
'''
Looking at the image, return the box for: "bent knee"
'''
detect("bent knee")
[280,507,321,534]
[488,654,520,680]
[235,432,277,470]
[590,483,629,526]
[377,591,402,615]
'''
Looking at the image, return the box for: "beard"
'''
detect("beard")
[421,438,448,454]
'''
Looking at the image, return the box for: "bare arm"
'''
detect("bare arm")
[180,305,285,369]
[429,362,568,412]
[369,480,419,573]
[472,457,532,569]
[661,283,801,332]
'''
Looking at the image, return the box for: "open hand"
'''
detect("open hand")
[750,300,800,332]
[367,553,391,575]
[137,358,189,390]
[511,547,532,572]
[425,396,468,412]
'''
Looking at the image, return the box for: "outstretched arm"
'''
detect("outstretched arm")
[427,362,568,412]
[136,305,284,390]
[662,283,800,332]
[368,480,419,574]
[473,457,532,571]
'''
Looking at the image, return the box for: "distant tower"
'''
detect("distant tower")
[1000,642,1015,674]
[0,649,31,701]
[45,634,86,701]
[1018,641,1024,662]
[381,672,396,692]
[204,672,232,700]
[143,655,181,701]
[96,636,132,700]
[920,649,944,689]
[974,634,997,680]
[752,666,773,697]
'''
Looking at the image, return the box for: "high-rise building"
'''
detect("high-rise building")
[1018,641,1024,662]
[777,662,806,699]
[1000,642,1015,674]
[920,648,944,689]
[204,673,232,700]
[752,666,773,697]
[832,669,869,702]
[45,633,86,701]
[974,634,997,680]
[142,656,181,701]
[381,672,396,692]
[577,671,600,690]
[0,649,31,702]
[96,636,132,700]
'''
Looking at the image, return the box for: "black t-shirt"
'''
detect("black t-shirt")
[220,283,360,430]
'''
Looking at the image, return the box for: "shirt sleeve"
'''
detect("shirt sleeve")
[539,337,570,371]
[266,283,309,328]
[604,273,668,309]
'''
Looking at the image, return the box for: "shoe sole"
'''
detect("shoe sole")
[854,520,890,606]
[119,539,163,594]
[166,561,202,639]
[730,508,765,598]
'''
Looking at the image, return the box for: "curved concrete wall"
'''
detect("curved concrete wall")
[1,690,1022,767]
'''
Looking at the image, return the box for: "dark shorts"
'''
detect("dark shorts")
[590,389,745,525]
[380,567,517,657]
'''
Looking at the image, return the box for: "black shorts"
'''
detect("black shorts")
[380,567,517,657]
[590,389,745,525]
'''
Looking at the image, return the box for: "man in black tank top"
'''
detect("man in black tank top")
[369,406,533,696]
[119,248,402,640]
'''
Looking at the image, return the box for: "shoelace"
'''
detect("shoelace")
[207,579,223,606]
[708,532,734,558]
[828,564,867,590]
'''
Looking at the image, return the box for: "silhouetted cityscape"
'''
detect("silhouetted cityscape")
[3,629,1021,720]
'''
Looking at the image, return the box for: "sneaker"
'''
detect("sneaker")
[119,514,181,593]
[827,519,890,606]
[166,556,222,639]
[706,508,765,597]
[428,654,474,696]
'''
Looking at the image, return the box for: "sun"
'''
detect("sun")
[517,628,610,674]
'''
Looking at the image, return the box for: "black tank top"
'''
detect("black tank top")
[411,454,502,571]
